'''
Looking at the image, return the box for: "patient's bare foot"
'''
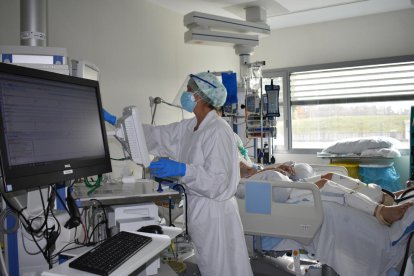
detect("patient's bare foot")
[321,173,333,180]
[315,179,328,189]
[381,202,413,224]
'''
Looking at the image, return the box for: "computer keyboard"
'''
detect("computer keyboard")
[69,231,153,275]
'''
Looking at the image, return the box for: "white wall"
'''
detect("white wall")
[254,8,414,181]
[0,0,239,178]
[255,8,414,68]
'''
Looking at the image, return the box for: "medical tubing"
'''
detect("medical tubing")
[399,232,414,275]
[381,188,395,199]
[395,187,414,203]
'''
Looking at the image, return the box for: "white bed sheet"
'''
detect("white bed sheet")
[266,201,408,276]
[239,164,414,276]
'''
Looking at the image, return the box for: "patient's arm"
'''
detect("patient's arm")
[240,161,257,178]
[240,162,295,179]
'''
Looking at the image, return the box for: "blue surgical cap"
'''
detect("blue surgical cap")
[190,72,227,108]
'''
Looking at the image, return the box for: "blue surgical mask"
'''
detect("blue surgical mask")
[180,91,197,112]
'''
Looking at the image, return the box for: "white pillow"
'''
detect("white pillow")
[321,137,400,154]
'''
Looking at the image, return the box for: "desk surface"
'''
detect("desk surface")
[41,230,174,276]
[73,179,181,207]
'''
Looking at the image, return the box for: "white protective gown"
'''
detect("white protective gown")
[143,110,253,276]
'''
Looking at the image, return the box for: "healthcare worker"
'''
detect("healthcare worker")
[144,72,253,276]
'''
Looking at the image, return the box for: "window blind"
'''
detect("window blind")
[290,61,414,104]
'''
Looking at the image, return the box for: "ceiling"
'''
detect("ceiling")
[147,0,414,29]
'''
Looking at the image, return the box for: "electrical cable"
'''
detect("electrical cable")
[85,207,92,243]
[18,187,57,267]
[39,187,53,268]
[87,221,107,245]
[172,184,188,236]
[0,208,20,234]
[88,199,110,239]
[20,225,43,255]
[110,157,129,161]
[0,193,36,232]
[168,197,174,227]
[84,175,103,195]
[0,240,9,276]
[0,193,48,264]
[80,221,87,244]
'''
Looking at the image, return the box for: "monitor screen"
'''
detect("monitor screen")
[0,62,112,192]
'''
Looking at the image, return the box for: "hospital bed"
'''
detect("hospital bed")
[239,164,347,243]
[237,164,414,276]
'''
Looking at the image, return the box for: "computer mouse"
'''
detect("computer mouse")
[138,224,164,234]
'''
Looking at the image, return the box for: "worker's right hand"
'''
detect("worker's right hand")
[148,158,186,178]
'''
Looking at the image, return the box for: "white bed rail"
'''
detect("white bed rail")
[237,179,323,245]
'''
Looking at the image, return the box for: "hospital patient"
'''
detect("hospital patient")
[239,160,413,226]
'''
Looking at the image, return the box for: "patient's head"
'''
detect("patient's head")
[291,163,314,181]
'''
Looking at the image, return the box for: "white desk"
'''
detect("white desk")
[41,227,182,276]
[73,180,181,207]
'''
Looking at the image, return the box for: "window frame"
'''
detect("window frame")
[262,55,414,154]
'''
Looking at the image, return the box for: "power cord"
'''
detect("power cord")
[84,175,103,196]
[171,184,189,237]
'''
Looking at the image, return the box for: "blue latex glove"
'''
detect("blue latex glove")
[149,158,186,178]
[102,108,117,126]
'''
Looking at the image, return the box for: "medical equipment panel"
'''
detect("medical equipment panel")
[108,203,159,232]
[115,106,151,168]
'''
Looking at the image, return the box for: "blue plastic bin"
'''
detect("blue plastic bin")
[358,163,403,192]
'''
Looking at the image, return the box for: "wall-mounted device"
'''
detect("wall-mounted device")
[0,45,69,75]
[71,59,100,80]
[184,11,270,54]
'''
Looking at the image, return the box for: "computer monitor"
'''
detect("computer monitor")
[0,62,112,192]
[115,106,151,167]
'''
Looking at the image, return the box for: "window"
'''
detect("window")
[263,55,414,152]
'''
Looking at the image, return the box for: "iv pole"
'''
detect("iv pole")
[149,97,183,125]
